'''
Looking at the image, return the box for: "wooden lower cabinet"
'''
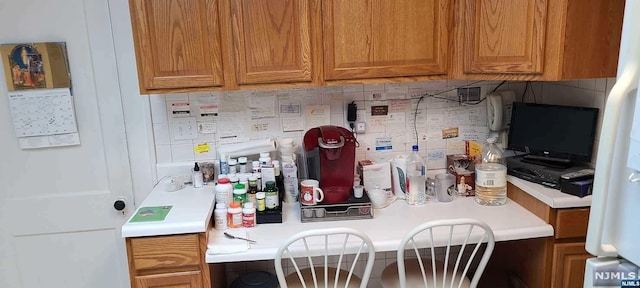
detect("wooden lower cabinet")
[481,183,594,287]
[126,233,226,288]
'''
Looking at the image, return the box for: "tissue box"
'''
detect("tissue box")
[358,160,392,194]
[446,154,475,196]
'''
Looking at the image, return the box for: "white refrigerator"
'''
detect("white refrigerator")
[584,1,640,287]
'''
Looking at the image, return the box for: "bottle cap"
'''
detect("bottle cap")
[229,202,241,208]
[218,178,230,184]
[248,175,257,181]
[252,161,260,167]
[234,183,246,190]
[193,162,200,171]
[228,159,238,165]
[256,192,266,199]
[265,181,276,188]
[243,202,254,209]
[215,203,226,209]
[238,157,248,164]
[412,145,419,151]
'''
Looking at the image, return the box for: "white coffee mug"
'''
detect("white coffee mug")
[300,179,325,205]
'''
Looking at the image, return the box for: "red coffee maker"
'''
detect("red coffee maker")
[302,125,356,204]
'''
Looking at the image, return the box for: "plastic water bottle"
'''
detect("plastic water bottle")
[475,137,507,206]
[406,145,426,205]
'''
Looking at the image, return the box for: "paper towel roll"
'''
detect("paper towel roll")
[218,138,278,158]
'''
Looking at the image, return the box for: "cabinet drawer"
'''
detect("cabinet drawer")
[130,234,200,271]
[554,208,590,239]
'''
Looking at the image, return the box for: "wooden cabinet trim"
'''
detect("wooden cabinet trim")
[507,183,553,223]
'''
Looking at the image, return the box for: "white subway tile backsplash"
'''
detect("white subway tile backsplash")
[152,122,171,145]
[150,98,168,124]
[171,143,195,162]
[155,145,172,163]
[595,78,607,92]
[165,93,189,101]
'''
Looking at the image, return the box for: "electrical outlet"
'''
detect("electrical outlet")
[457,87,481,102]
[355,122,366,133]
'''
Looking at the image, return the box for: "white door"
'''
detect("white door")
[0,0,135,287]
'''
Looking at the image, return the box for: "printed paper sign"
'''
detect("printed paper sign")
[375,137,393,151]
[442,127,459,139]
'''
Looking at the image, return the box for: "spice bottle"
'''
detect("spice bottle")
[247,175,258,207]
[264,181,279,210]
[227,202,242,228]
[242,202,256,228]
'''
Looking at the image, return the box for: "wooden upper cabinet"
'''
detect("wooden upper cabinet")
[322,0,449,80]
[461,0,547,74]
[454,0,624,80]
[229,0,316,85]
[130,0,224,92]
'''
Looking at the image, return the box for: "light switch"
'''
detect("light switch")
[171,117,197,140]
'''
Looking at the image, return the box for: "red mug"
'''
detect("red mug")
[300,180,325,205]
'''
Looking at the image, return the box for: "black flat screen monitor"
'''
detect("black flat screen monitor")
[507,102,599,164]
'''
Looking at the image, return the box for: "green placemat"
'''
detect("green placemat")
[130,206,172,222]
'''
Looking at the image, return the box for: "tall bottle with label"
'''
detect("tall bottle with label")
[406,145,426,205]
[475,137,507,206]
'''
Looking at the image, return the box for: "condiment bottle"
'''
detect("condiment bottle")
[227,202,242,228]
[214,203,228,230]
[264,181,279,210]
[192,162,203,188]
[242,202,256,228]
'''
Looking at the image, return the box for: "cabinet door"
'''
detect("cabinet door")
[130,0,224,90]
[551,242,593,288]
[230,0,315,84]
[461,0,547,74]
[136,271,202,288]
[322,0,449,80]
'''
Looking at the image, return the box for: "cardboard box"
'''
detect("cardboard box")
[1,42,70,91]
[446,154,475,196]
[357,160,392,194]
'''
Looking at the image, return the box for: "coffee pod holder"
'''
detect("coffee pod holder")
[299,194,373,223]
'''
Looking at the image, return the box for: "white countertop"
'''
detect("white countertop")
[507,176,592,208]
[205,197,553,263]
[121,184,216,238]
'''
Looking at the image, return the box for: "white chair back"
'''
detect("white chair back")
[396,218,495,288]
[274,227,376,288]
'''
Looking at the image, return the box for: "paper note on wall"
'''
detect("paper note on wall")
[303,105,330,130]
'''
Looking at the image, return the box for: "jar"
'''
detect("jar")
[272,160,281,176]
[238,174,249,188]
[255,192,266,212]
[215,177,233,205]
[264,181,279,210]
[242,202,256,228]
[214,203,228,230]
[228,158,238,174]
[229,175,239,186]
[247,175,258,207]
[238,157,248,173]
[252,161,261,173]
[233,183,247,204]
[227,202,242,228]
[253,172,262,192]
